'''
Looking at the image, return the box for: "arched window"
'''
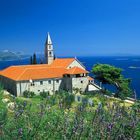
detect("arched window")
[49,51,52,56]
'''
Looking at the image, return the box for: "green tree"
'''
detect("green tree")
[92,64,132,99]
[33,53,37,64]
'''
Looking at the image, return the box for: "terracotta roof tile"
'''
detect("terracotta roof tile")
[0,66,66,81]
[65,67,89,75]
[51,58,75,68]
[18,67,66,81]
[87,76,94,81]
[0,58,88,81]
[0,66,26,81]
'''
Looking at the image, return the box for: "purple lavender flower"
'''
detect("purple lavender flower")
[98,102,102,110]
[23,101,27,107]
[19,109,24,114]
[48,96,51,100]
[18,128,23,136]
[96,109,99,113]
[107,123,114,131]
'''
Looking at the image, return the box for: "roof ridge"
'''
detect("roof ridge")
[23,67,65,70]
[8,64,49,68]
[56,58,75,59]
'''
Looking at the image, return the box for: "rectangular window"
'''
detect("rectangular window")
[40,81,43,85]
[31,81,35,86]
[56,80,59,83]
[48,80,51,84]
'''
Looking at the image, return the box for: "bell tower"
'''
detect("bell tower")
[45,32,54,64]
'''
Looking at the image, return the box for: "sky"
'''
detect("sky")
[0,0,140,56]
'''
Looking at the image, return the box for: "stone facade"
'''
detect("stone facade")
[63,74,88,93]
[0,75,88,96]
[16,78,63,96]
[0,71,89,96]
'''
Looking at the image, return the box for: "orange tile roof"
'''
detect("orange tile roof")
[19,67,66,81]
[65,67,89,75]
[87,76,94,81]
[51,58,75,68]
[0,66,26,81]
[0,58,88,81]
[0,66,66,81]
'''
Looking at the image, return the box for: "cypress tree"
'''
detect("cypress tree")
[33,53,37,64]
[30,56,33,64]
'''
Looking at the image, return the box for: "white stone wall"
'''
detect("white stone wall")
[88,84,100,91]
[67,60,85,70]
[72,77,89,92]
[16,78,63,96]
[1,74,89,96]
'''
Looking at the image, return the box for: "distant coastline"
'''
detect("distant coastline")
[0,56,30,62]
[0,50,30,62]
[129,66,140,69]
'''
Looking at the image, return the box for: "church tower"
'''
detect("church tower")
[45,32,54,64]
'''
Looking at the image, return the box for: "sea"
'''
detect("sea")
[0,56,140,99]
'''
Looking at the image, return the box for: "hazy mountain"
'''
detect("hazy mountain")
[0,50,30,61]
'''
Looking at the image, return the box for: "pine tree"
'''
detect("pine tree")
[33,53,37,64]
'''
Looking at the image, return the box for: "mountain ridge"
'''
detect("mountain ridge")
[0,50,30,61]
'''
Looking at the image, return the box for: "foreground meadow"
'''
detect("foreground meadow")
[0,90,140,140]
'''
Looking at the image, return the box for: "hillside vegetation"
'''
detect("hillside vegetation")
[0,89,140,140]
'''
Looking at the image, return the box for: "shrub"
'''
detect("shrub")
[40,91,49,98]
[23,90,29,98]
[64,93,74,107]
[30,91,35,98]
[135,123,140,139]
[23,90,35,98]
[0,88,8,127]
[1,90,140,139]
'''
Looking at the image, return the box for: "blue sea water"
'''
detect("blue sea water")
[79,56,140,99]
[0,56,140,98]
